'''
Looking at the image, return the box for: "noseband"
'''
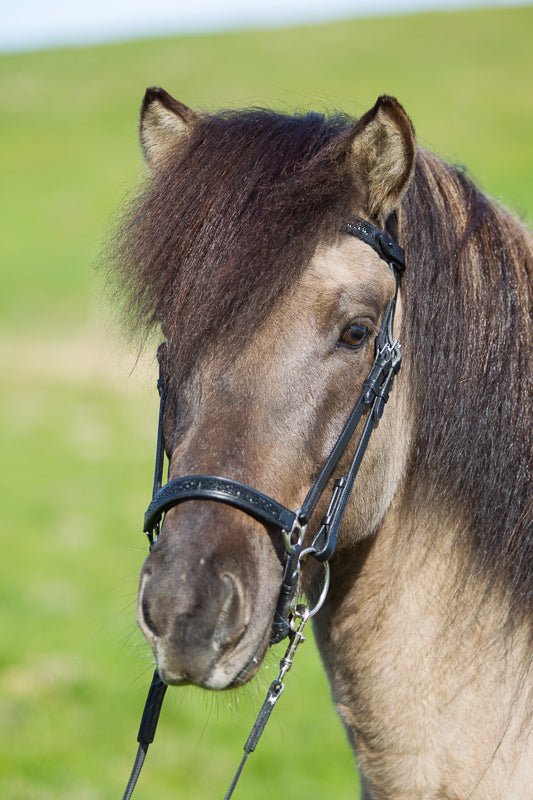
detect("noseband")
[122,216,405,800]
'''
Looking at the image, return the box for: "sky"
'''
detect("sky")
[2,0,529,52]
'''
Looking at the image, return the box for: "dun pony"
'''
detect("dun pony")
[110,89,532,798]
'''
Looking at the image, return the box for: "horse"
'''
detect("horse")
[111,88,532,799]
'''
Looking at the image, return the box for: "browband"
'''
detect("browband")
[345,218,405,270]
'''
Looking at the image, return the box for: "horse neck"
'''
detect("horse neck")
[315,491,532,798]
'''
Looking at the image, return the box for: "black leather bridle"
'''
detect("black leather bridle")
[122,215,405,800]
[144,215,404,639]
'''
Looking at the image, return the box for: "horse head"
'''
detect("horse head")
[130,89,415,689]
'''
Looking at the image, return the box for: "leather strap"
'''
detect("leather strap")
[144,475,297,535]
[345,218,405,270]
[121,670,167,800]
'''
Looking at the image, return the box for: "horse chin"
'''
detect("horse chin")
[230,638,271,687]
[152,621,272,691]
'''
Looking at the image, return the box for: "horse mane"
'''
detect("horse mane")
[402,151,532,626]
[110,108,532,629]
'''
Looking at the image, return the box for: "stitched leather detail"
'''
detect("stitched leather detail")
[144,475,297,534]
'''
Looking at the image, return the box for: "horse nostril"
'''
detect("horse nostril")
[214,573,248,649]
[141,594,160,637]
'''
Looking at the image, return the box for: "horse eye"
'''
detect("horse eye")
[338,322,371,350]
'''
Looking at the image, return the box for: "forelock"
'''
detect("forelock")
[109,108,356,378]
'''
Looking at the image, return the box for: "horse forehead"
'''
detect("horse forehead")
[303,235,395,298]
[190,234,394,392]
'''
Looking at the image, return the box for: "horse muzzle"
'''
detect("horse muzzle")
[137,504,281,689]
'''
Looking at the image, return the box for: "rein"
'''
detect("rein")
[121,216,405,799]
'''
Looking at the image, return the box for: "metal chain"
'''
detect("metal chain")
[223,552,330,799]
[223,605,310,800]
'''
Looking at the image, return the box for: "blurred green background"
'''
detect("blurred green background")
[0,5,531,799]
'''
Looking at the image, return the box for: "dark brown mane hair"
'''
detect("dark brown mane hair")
[110,108,532,628]
[402,150,532,625]
[111,109,355,378]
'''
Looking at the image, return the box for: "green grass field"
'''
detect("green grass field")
[0,5,531,799]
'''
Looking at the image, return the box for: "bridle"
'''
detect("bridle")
[122,215,405,799]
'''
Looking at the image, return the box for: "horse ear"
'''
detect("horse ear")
[140,87,199,168]
[349,96,416,220]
